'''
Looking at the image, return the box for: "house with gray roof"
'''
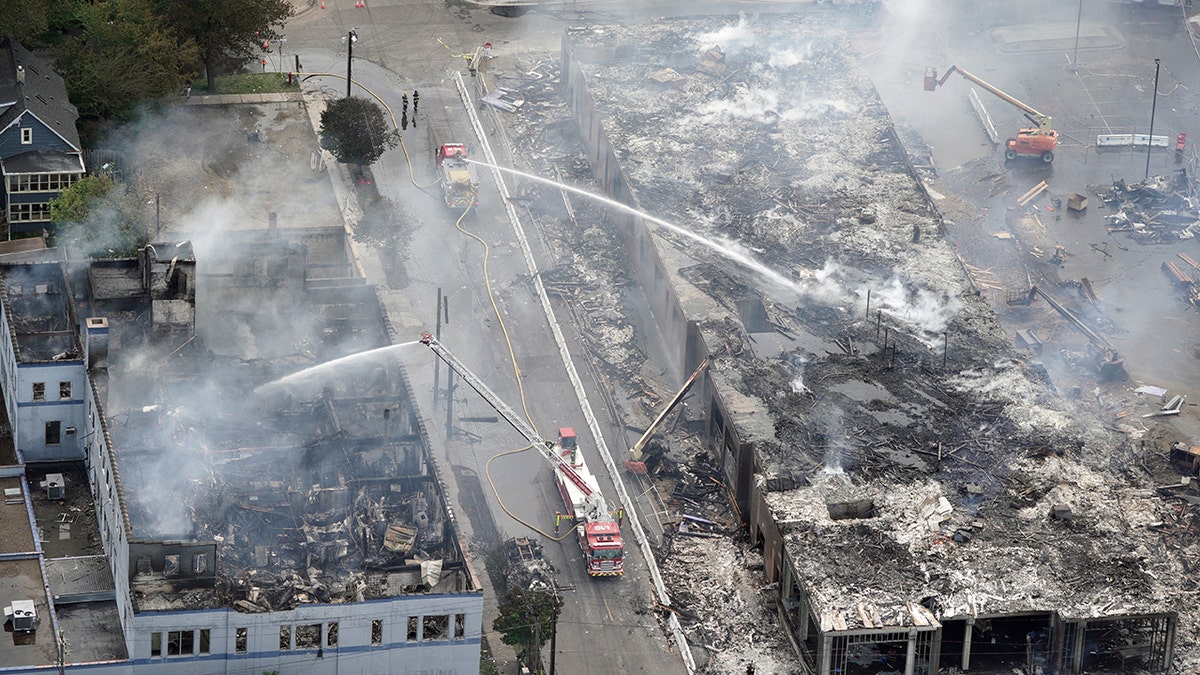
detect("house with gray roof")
[0,38,85,236]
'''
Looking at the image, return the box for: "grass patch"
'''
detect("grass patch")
[192,73,300,96]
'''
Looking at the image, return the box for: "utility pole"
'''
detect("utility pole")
[1071,0,1083,71]
[433,288,442,405]
[346,30,357,98]
[1146,58,1161,182]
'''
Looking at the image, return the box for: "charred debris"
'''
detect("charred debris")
[77,231,473,613]
[482,12,1195,673]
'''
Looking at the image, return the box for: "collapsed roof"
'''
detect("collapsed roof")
[560,14,1181,631]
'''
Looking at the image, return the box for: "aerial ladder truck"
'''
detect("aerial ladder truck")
[924,65,1059,163]
[420,333,624,576]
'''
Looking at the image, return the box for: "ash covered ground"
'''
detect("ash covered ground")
[480,12,1200,674]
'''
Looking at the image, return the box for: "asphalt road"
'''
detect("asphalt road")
[285,2,688,673]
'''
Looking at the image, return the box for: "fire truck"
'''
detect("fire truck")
[434,143,478,209]
[420,333,624,576]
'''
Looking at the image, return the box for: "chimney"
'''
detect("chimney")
[84,317,109,371]
[16,65,24,84]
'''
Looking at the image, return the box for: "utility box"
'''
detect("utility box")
[1067,193,1088,211]
[42,474,65,501]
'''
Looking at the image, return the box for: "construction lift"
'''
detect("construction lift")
[924,65,1059,163]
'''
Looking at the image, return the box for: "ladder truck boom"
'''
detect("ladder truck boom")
[418,333,611,524]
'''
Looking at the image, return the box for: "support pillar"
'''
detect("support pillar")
[904,629,917,675]
[1071,621,1086,674]
[962,618,974,671]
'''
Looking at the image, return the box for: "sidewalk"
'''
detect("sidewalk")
[181,91,304,105]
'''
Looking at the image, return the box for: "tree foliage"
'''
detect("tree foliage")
[492,587,563,658]
[50,174,150,258]
[319,97,398,169]
[154,0,291,92]
[54,0,200,121]
[0,0,55,45]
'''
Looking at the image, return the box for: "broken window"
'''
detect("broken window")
[371,619,383,645]
[164,554,180,577]
[279,625,292,651]
[150,632,162,657]
[199,629,210,655]
[59,382,70,400]
[192,553,208,575]
[454,613,466,639]
[407,616,418,642]
[45,421,60,445]
[136,556,153,575]
[326,622,338,647]
[235,628,247,654]
[295,624,320,649]
[167,630,191,656]
[32,383,44,402]
[423,615,448,642]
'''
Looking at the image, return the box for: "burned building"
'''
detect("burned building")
[547,15,1182,674]
[0,228,482,673]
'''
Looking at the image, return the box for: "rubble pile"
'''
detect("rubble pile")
[482,11,1200,672]
[660,534,795,674]
[1100,170,1198,243]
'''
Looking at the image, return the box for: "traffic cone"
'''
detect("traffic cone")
[320,0,325,7]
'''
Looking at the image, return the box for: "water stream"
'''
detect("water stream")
[256,340,421,393]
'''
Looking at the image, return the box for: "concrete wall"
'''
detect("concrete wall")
[127,593,483,674]
[16,361,85,461]
[562,35,701,382]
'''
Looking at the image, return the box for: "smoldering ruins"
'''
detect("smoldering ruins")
[483,11,1200,674]
[82,226,476,612]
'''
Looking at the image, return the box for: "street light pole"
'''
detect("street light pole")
[1146,58,1161,182]
[346,30,357,98]
[1071,0,1083,71]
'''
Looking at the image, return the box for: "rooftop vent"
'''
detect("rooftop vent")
[16,65,24,84]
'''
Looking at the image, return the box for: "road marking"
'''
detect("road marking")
[1069,65,1113,135]
[604,598,614,621]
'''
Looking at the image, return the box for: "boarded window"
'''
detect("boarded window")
[327,622,339,647]
[199,629,210,655]
[407,616,418,642]
[295,624,320,649]
[164,554,180,577]
[279,625,292,651]
[32,383,44,402]
[59,382,71,400]
[45,421,60,445]
[136,556,153,575]
[455,613,466,639]
[371,619,383,646]
[423,615,448,641]
[150,632,162,657]
[235,628,247,654]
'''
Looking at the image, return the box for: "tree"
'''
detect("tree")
[154,0,291,92]
[0,0,55,44]
[54,0,199,122]
[319,97,398,170]
[50,174,150,258]
[493,587,563,671]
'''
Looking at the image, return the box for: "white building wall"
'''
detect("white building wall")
[16,361,85,461]
[126,593,483,675]
[0,298,18,436]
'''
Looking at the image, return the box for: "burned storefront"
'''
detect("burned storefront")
[546,14,1182,674]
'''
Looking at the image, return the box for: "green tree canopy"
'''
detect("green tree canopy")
[0,0,55,45]
[319,97,398,169]
[50,174,150,258]
[492,587,563,667]
[154,0,291,92]
[53,0,200,121]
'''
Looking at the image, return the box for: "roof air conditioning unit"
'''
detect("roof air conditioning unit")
[4,600,37,632]
[42,474,65,501]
